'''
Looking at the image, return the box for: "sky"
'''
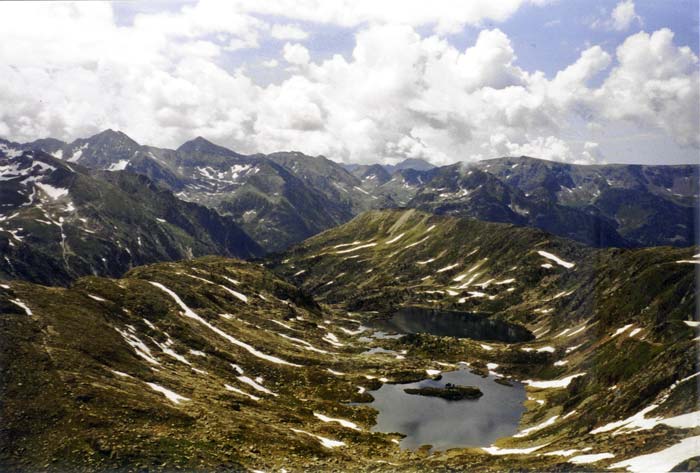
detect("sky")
[0,0,698,165]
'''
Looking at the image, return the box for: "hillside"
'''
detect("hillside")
[19,131,698,250]
[471,156,698,247]
[273,209,700,470]
[0,219,696,470]
[0,145,261,285]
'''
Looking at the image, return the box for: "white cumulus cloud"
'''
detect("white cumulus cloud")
[611,0,642,31]
[283,43,311,66]
[0,1,696,166]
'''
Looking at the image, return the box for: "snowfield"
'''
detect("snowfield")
[608,435,700,473]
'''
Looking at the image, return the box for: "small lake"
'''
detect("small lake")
[370,307,533,343]
[367,367,526,451]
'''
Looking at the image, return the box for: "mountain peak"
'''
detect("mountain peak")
[87,129,140,147]
[176,136,240,157]
[393,158,436,172]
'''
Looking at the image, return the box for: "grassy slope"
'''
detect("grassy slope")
[0,209,697,471]
[274,209,700,470]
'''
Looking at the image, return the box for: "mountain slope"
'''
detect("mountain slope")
[0,144,261,285]
[23,132,390,252]
[0,210,700,471]
[274,208,700,470]
[471,156,698,247]
[406,164,628,247]
[0,213,697,471]
[0,257,541,471]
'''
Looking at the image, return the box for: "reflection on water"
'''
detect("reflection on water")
[371,307,533,343]
[367,367,526,451]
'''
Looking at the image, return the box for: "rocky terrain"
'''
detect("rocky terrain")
[1,209,697,471]
[274,208,700,471]
[20,131,385,252]
[0,143,261,285]
[17,130,698,251]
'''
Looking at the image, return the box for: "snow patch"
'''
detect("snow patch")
[107,160,130,171]
[225,384,260,401]
[313,412,360,430]
[482,443,549,455]
[568,453,614,464]
[384,232,405,244]
[514,415,559,438]
[146,382,189,404]
[612,324,634,337]
[608,435,700,473]
[10,299,32,315]
[537,251,574,269]
[237,376,277,396]
[524,373,586,389]
[437,263,459,273]
[36,183,69,200]
[291,428,345,449]
[149,282,299,366]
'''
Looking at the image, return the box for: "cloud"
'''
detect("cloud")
[232,0,551,35]
[0,1,696,166]
[611,0,642,31]
[590,0,642,32]
[270,24,309,40]
[595,28,699,147]
[283,42,311,65]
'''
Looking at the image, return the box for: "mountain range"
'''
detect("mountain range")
[0,128,698,470]
[13,129,697,254]
[0,142,261,285]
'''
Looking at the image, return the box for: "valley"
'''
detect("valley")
[2,2,698,471]
[1,209,697,471]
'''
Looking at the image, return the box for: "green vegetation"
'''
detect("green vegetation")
[0,208,697,471]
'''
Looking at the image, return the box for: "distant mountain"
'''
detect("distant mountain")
[25,131,394,251]
[266,151,392,216]
[15,131,699,249]
[349,163,392,187]
[155,139,380,252]
[0,142,261,285]
[27,129,142,170]
[346,157,436,174]
[406,164,628,247]
[470,156,698,247]
[385,158,436,173]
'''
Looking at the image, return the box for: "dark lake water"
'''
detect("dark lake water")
[370,307,533,343]
[367,367,526,450]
